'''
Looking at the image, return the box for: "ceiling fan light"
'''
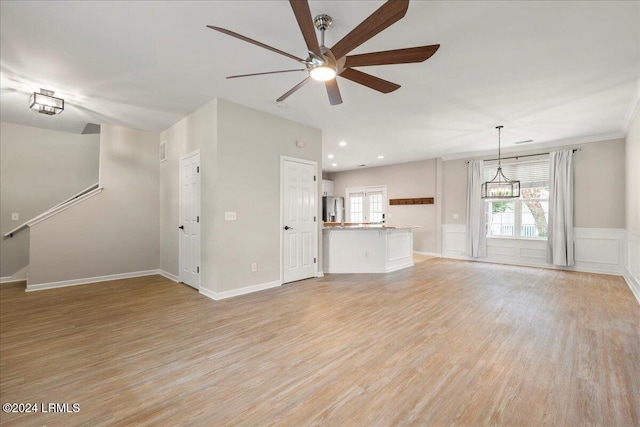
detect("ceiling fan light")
[310,65,336,82]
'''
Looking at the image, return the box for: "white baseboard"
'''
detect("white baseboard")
[625,229,640,305]
[624,274,640,305]
[0,265,29,283]
[316,271,325,278]
[413,251,441,257]
[159,270,179,282]
[199,280,281,301]
[26,270,162,292]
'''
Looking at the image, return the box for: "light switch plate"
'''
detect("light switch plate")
[11,213,19,221]
[225,211,237,221]
[453,213,459,219]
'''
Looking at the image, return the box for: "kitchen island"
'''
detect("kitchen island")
[322,225,415,274]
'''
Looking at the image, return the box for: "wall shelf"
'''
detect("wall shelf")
[389,197,434,205]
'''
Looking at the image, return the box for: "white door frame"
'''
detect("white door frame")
[179,149,201,289]
[280,156,319,283]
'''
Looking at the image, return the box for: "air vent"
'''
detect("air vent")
[514,139,534,145]
[159,141,168,162]
[357,164,366,167]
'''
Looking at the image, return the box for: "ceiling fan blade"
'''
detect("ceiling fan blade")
[330,0,409,60]
[325,79,343,105]
[276,77,311,102]
[227,69,306,79]
[207,25,307,64]
[339,68,400,93]
[289,0,322,57]
[345,45,440,68]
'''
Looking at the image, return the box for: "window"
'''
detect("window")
[484,158,549,239]
[346,186,387,223]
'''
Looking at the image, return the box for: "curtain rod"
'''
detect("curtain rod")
[467,148,581,164]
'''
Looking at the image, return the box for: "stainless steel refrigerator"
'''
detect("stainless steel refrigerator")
[322,196,345,223]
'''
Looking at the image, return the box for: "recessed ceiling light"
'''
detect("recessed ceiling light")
[377,155,384,159]
[339,141,347,147]
[332,163,337,167]
[327,154,334,159]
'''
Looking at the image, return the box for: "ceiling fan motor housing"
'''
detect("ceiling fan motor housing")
[313,14,333,32]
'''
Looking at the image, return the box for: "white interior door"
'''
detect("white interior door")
[282,158,317,283]
[179,150,200,289]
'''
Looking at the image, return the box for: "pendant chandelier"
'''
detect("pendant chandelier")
[481,126,520,199]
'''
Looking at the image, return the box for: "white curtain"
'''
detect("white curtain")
[465,160,487,258]
[547,150,574,266]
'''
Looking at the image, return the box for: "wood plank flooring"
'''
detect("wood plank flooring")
[1,259,639,426]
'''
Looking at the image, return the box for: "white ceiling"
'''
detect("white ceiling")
[1,1,638,171]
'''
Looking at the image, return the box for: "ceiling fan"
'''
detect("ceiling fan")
[207,0,440,105]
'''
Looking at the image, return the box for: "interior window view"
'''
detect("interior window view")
[485,159,550,238]
[1,1,638,425]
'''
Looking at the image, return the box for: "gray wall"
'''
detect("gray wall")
[626,107,640,234]
[329,159,439,254]
[159,98,322,294]
[574,138,625,228]
[441,137,627,230]
[441,159,468,226]
[159,100,216,279]
[28,124,159,285]
[0,122,100,278]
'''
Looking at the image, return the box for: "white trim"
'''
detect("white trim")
[625,229,640,305]
[199,280,281,301]
[0,277,24,284]
[624,274,640,306]
[26,269,160,292]
[413,251,442,258]
[442,135,622,162]
[441,224,627,276]
[0,265,29,283]
[159,270,179,282]
[623,80,640,135]
[316,271,325,277]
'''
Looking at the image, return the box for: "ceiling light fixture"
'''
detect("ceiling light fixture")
[481,126,520,199]
[377,155,384,159]
[339,141,347,147]
[309,65,336,82]
[331,163,337,167]
[29,89,64,115]
[327,154,334,159]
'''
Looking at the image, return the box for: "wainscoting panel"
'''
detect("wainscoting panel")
[441,224,626,276]
[442,224,466,258]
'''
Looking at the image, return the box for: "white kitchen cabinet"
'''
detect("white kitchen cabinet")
[321,179,334,197]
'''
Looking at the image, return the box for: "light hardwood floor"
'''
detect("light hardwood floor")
[1,259,639,426]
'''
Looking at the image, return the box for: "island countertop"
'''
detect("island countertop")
[323,224,419,230]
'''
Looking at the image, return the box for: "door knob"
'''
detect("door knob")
[284,225,294,230]
[178,225,184,230]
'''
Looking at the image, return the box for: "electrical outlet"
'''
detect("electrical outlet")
[11,213,19,221]
[225,211,237,221]
[251,262,257,272]
[453,213,459,219]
